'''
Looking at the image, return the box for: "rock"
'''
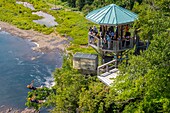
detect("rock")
[0,107,39,113]
[14,110,20,113]
[21,108,39,113]
[51,7,62,10]
[6,108,12,113]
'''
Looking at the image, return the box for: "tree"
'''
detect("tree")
[68,0,76,7]
[78,82,113,112]
[76,0,86,10]
[23,0,170,112]
[105,0,170,112]
[46,56,90,112]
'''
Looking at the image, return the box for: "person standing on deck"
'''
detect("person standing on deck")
[106,33,111,49]
[93,25,98,35]
[125,24,131,38]
[88,29,94,44]
[88,27,92,43]
[110,30,114,40]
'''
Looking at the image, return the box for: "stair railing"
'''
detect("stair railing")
[97,60,116,76]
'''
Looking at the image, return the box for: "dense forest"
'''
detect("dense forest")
[58,0,142,13]
[0,0,170,112]
[41,0,170,112]
[46,0,170,112]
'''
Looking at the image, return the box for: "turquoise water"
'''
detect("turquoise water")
[0,31,62,110]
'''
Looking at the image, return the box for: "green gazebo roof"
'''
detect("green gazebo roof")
[86,4,138,25]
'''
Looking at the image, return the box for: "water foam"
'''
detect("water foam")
[0,31,10,34]
[43,76,55,88]
[32,42,39,48]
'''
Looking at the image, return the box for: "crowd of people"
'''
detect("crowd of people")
[88,25,131,49]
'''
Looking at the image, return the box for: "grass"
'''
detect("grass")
[0,0,96,53]
[0,1,54,34]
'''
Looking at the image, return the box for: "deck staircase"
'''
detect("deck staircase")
[97,60,119,86]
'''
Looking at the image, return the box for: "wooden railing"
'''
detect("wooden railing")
[88,35,134,52]
[111,39,133,51]
[88,35,100,50]
[97,59,116,76]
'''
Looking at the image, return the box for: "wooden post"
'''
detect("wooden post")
[97,37,100,50]
[115,53,118,68]
[97,67,100,76]
[126,54,128,66]
[121,25,123,39]
[130,38,133,47]
[120,40,122,50]
[102,25,105,38]
[116,26,118,39]
[106,65,109,72]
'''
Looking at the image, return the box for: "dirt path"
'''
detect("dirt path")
[0,21,68,52]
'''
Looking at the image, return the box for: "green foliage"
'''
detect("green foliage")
[58,0,144,12]
[107,18,170,113]
[133,0,170,40]
[2,0,170,112]
[46,56,113,112]
[21,0,50,9]
[25,87,53,110]
[46,9,93,45]
[82,4,94,14]
[76,0,85,10]
[78,82,111,113]
[0,0,96,55]
[0,0,53,34]
[53,0,170,112]
[67,44,96,53]
[25,0,170,112]
[68,0,76,7]
[47,56,88,112]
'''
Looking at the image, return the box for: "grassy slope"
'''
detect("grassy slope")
[0,0,96,53]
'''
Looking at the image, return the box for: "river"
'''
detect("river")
[0,31,62,111]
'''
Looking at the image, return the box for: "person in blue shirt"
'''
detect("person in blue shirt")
[110,31,114,40]
[106,33,111,49]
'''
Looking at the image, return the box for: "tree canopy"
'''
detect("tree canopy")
[45,0,170,112]
[3,0,168,112]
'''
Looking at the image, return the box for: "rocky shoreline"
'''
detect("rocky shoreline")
[0,21,67,113]
[0,21,68,53]
[0,2,69,112]
[0,107,39,113]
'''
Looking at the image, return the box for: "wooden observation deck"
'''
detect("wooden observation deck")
[88,35,135,53]
[88,35,135,86]
[85,3,140,86]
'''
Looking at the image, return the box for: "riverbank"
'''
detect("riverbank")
[0,21,68,53]
[0,30,62,113]
[0,21,65,113]
[0,106,38,113]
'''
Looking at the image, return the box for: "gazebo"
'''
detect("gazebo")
[86,4,138,62]
[85,4,139,86]
[86,4,138,53]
